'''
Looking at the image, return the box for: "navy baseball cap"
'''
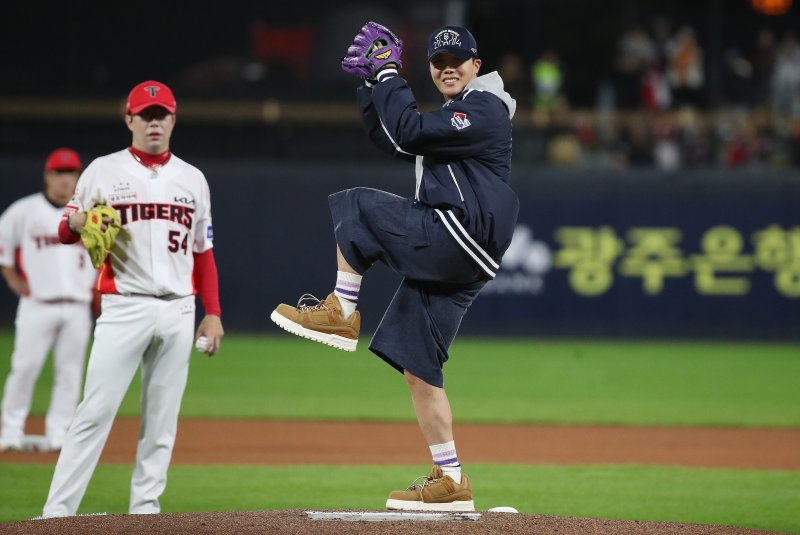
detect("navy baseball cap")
[427,26,478,61]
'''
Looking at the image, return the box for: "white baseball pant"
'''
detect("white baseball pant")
[43,294,195,517]
[0,298,91,449]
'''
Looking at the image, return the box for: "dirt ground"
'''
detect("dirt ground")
[2,417,798,534]
[0,510,786,535]
[5,417,800,469]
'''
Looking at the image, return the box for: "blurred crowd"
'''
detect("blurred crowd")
[499,20,800,170]
[4,2,800,170]
[513,105,800,170]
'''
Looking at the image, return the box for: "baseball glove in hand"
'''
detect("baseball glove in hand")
[341,21,403,80]
[80,203,121,268]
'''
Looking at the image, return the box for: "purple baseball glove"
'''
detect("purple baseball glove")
[341,21,403,79]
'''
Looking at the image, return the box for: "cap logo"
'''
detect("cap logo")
[433,29,462,50]
[144,85,160,98]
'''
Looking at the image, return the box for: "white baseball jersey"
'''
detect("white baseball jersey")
[45,147,214,517]
[0,193,95,302]
[64,149,214,297]
[0,192,94,453]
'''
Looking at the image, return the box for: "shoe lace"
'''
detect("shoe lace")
[406,474,442,498]
[296,294,327,311]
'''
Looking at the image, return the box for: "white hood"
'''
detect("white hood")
[465,71,517,119]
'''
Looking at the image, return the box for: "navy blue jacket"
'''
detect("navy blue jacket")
[357,70,519,279]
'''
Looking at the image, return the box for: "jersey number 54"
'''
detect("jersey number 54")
[168,230,189,255]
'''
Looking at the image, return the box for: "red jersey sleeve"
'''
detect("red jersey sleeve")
[58,218,81,244]
[192,249,221,316]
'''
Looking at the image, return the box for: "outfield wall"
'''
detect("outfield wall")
[0,157,798,339]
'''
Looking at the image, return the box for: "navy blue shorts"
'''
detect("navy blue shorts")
[329,187,486,387]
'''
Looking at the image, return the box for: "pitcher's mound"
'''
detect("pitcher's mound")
[3,509,782,535]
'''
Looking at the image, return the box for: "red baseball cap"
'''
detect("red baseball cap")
[44,147,82,173]
[126,80,177,115]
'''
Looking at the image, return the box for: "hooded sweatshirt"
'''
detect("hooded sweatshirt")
[356,70,519,279]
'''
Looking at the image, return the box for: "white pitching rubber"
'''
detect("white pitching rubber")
[306,511,481,522]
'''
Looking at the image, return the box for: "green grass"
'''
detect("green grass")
[1,463,798,533]
[2,331,798,427]
[2,331,799,532]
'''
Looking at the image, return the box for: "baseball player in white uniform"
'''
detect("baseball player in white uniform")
[42,80,224,517]
[0,148,95,453]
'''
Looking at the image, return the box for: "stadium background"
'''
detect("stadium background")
[1,0,799,532]
[1,0,798,338]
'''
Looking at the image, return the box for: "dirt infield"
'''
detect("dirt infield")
[0,510,786,535]
[5,417,800,469]
[3,418,798,534]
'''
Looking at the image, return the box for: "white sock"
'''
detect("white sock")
[430,440,462,484]
[334,270,362,318]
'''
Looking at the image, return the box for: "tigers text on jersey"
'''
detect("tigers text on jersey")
[64,149,214,297]
[0,193,95,302]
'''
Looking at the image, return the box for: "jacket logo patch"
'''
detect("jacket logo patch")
[451,112,471,130]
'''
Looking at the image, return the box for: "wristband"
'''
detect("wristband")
[376,68,398,82]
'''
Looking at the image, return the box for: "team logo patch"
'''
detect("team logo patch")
[451,112,471,130]
[207,225,214,239]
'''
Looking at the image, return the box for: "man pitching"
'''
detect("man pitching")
[42,80,224,517]
[272,23,518,511]
[0,148,95,453]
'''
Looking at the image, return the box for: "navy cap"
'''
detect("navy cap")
[427,26,478,61]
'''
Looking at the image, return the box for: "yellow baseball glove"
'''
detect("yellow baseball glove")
[80,203,121,268]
